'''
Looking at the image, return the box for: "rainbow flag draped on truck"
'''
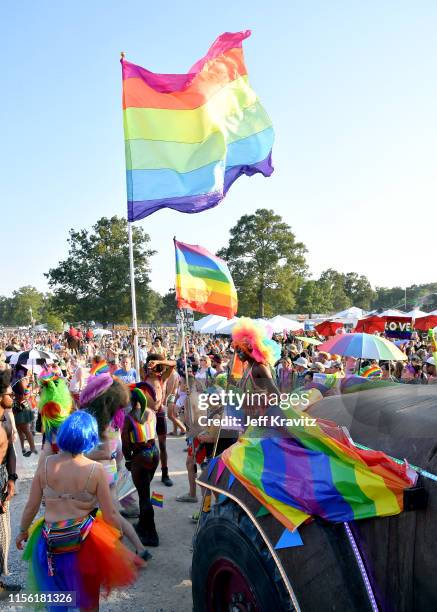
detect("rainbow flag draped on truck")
[121,30,274,221]
[175,240,237,318]
[221,406,416,532]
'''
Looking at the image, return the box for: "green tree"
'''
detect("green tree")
[343,272,375,310]
[296,280,331,316]
[5,286,45,326]
[45,313,64,332]
[159,289,177,323]
[46,216,156,323]
[319,269,351,311]
[217,209,307,317]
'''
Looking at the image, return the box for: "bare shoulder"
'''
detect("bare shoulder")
[253,363,271,378]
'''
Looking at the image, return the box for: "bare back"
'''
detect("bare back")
[42,454,99,522]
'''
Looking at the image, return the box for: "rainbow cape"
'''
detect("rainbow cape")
[175,240,237,318]
[221,406,415,532]
[121,30,274,221]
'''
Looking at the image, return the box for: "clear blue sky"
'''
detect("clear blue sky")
[2,1,437,297]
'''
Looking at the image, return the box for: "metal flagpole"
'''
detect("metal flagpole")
[122,51,140,381]
[128,221,140,381]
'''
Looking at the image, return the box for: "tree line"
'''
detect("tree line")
[1,212,436,327]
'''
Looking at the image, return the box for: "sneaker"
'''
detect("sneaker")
[23,450,32,457]
[161,474,173,487]
[138,549,153,562]
[176,493,198,503]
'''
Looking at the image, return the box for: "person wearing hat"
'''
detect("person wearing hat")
[425,356,436,381]
[293,356,309,388]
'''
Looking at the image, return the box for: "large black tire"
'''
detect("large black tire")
[192,497,294,612]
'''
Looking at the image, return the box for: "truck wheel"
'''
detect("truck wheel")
[192,498,294,612]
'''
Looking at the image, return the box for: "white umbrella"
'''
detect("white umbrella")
[93,328,112,337]
[268,315,303,333]
[8,349,53,367]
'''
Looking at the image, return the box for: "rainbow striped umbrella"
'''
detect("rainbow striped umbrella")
[317,333,407,361]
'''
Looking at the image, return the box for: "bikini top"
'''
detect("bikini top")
[43,455,98,504]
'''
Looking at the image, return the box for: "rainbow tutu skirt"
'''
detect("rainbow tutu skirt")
[23,514,143,610]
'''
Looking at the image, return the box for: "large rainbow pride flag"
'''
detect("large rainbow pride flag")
[175,240,237,318]
[221,406,416,531]
[121,31,274,221]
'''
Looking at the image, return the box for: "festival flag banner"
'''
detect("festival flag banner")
[151,492,164,508]
[274,528,304,549]
[175,240,238,318]
[222,406,416,532]
[384,316,413,339]
[121,31,274,221]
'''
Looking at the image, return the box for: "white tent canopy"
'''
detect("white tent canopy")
[213,317,240,335]
[193,314,225,333]
[378,309,406,317]
[268,315,303,333]
[331,307,364,320]
[94,328,112,337]
[404,308,427,319]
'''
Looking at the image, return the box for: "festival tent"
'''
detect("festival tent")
[331,307,364,321]
[199,316,228,334]
[268,315,303,333]
[378,309,405,317]
[193,314,225,333]
[404,309,427,319]
[93,328,112,337]
[213,317,240,335]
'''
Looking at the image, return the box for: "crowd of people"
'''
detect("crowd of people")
[0,320,435,608]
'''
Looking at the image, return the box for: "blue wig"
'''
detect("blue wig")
[57,411,99,455]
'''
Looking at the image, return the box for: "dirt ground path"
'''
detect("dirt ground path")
[1,431,197,611]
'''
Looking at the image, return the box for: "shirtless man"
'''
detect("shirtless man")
[0,369,20,597]
[143,354,176,486]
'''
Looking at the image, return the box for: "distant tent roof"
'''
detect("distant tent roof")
[268,315,303,333]
[193,314,225,333]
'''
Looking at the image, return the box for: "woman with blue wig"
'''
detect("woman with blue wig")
[16,411,144,611]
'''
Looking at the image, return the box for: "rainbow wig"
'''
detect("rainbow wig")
[38,373,73,441]
[232,317,281,366]
[57,411,99,455]
[129,381,156,424]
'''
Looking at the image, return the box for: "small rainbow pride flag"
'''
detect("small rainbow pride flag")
[151,492,164,508]
[175,240,237,318]
[89,361,109,376]
[121,31,274,221]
